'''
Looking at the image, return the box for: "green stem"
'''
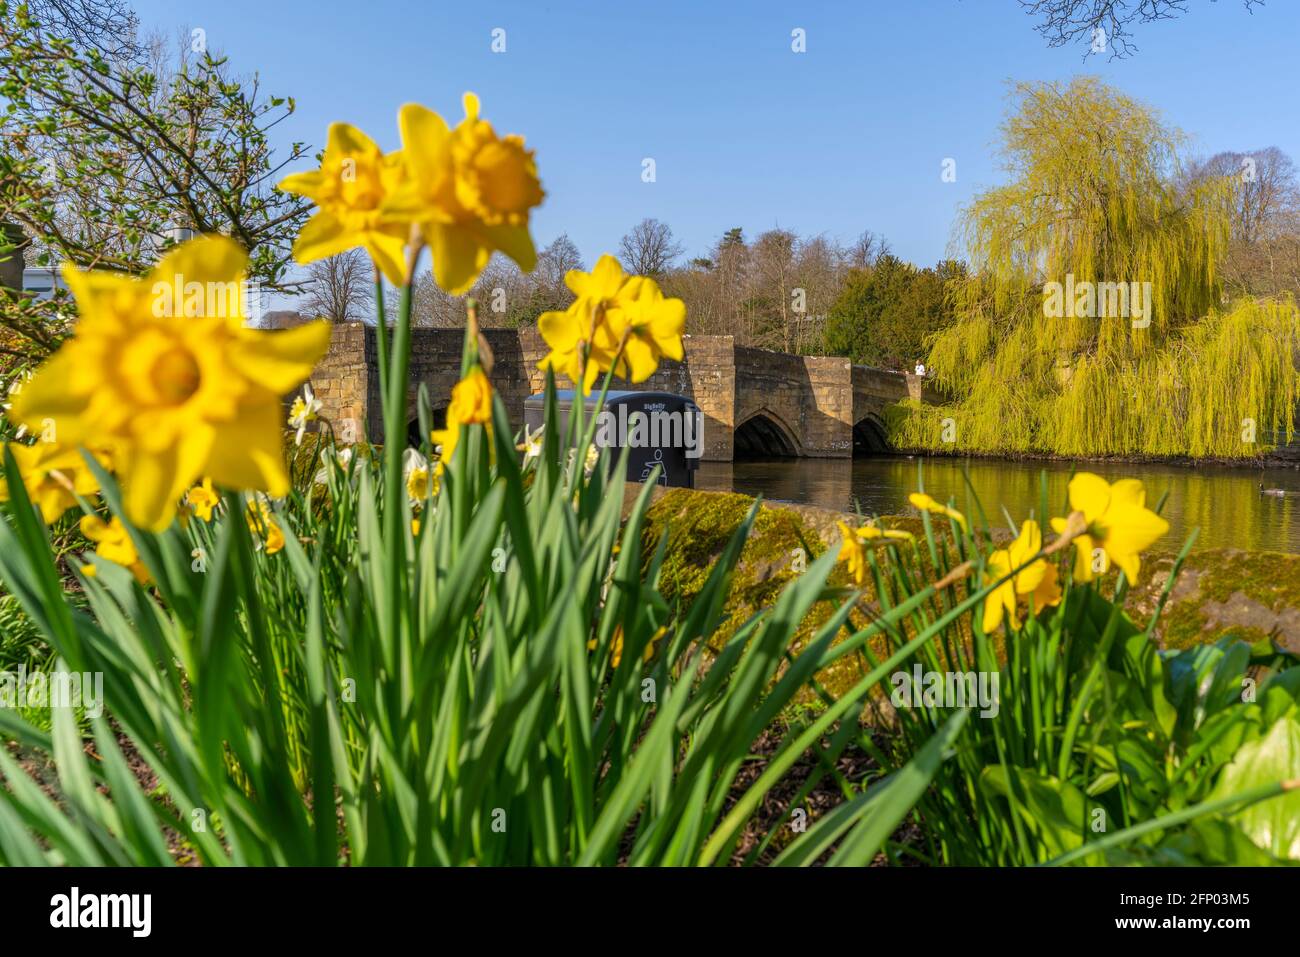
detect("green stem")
[380,263,416,690]
[374,275,390,407]
[570,331,630,487]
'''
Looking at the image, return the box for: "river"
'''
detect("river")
[695,456,1300,554]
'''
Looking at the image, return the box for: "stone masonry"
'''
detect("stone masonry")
[307,322,938,461]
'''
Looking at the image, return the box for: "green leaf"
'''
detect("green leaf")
[980,765,1091,861]
[1206,716,1300,860]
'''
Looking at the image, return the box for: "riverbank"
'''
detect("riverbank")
[885,443,1300,470]
[630,485,1300,698]
[697,456,1300,553]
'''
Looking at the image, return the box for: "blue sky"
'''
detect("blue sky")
[134,0,1299,271]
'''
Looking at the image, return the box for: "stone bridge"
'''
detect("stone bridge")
[307,322,938,460]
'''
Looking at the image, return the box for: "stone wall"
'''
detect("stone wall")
[306,322,371,443]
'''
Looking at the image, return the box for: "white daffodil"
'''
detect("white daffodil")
[517,422,544,465]
[287,383,323,446]
[313,446,355,486]
[402,447,436,507]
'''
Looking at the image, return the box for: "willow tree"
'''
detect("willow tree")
[894,77,1300,458]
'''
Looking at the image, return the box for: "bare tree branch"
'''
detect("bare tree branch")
[1019,0,1263,58]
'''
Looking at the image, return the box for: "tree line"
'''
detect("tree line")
[327,222,965,372]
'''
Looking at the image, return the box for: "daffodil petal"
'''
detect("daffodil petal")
[292,212,357,266]
[277,169,327,198]
[1108,478,1147,510]
[366,230,409,286]
[10,349,93,437]
[538,308,582,352]
[121,427,212,531]
[58,263,140,327]
[397,103,450,181]
[1067,472,1111,523]
[205,398,291,498]
[425,222,490,296]
[622,336,659,382]
[231,322,332,394]
[153,235,248,290]
[325,121,383,163]
[483,224,537,273]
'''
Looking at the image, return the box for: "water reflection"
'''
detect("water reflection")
[696,456,1300,553]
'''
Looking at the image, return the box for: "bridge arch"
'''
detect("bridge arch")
[734,409,800,458]
[406,406,448,448]
[853,414,891,455]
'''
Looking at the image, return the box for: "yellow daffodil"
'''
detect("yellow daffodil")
[405,465,430,503]
[606,624,658,669]
[982,519,1060,632]
[80,514,150,584]
[983,550,1018,632]
[186,477,220,522]
[859,525,915,544]
[431,367,494,464]
[837,520,911,586]
[448,366,493,425]
[1049,473,1169,584]
[537,256,630,392]
[1032,561,1062,613]
[384,93,544,294]
[909,492,967,529]
[537,299,605,393]
[595,276,686,383]
[644,625,668,663]
[277,124,410,285]
[10,237,330,531]
[610,625,625,668]
[536,256,684,392]
[0,441,105,523]
[245,500,285,555]
[837,520,870,585]
[605,624,664,668]
[430,408,461,464]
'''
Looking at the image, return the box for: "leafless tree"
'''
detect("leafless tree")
[618,218,683,278]
[1185,146,1300,298]
[534,233,582,292]
[302,250,371,323]
[846,230,890,270]
[751,229,797,349]
[20,0,140,56]
[1020,0,1262,59]
[789,234,845,352]
[407,235,583,329]
[659,225,867,352]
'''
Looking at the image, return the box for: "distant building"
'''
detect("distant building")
[22,267,66,299]
[262,309,307,329]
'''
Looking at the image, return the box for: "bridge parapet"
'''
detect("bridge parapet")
[308,323,926,459]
